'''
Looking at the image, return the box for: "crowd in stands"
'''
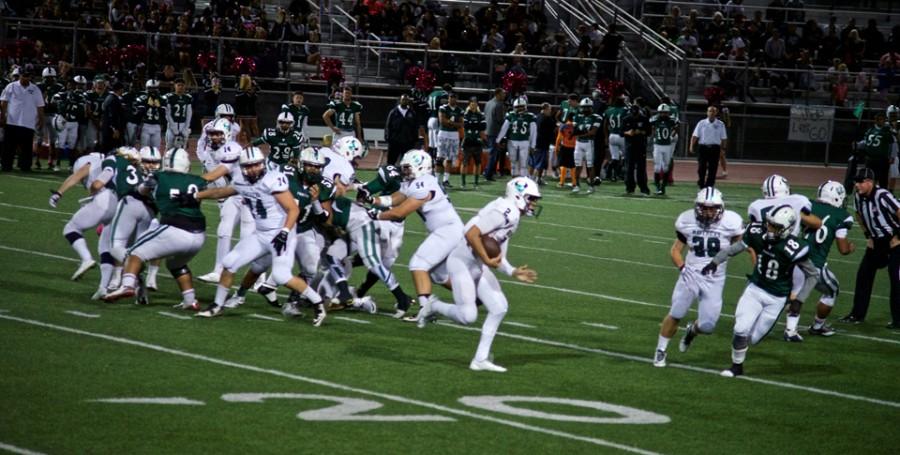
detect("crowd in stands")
[650,1,900,105]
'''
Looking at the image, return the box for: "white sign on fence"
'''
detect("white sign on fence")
[788,105,835,143]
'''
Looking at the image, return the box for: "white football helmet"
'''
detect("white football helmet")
[139,146,162,171]
[277,112,295,132]
[145,79,160,89]
[762,174,790,199]
[579,97,592,107]
[239,146,266,183]
[300,147,325,167]
[215,103,235,118]
[399,149,432,180]
[658,103,671,113]
[334,136,364,161]
[116,146,141,164]
[695,187,725,227]
[506,176,542,216]
[42,67,56,78]
[164,148,191,173]
[206,118,233,147]
[513,96,527,110]
[765,205,797,241]
[887,105,899,118]
[51,114,66,132]
[73,75,87,85]
[817,180,846,208]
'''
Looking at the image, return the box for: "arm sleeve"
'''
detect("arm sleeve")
[691,121,701,138]
[496,120,510,143]
[711,240,748,265]
[529,121,537,148]
[95,167,114,185]
[879,191,900,212]
[185,103,192,126]
[164,98,174,125]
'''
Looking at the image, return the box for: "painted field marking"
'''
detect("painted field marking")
[334,316,372,324]
[0,309,8,314]
[0,441,47,455]
[0,216,18,222]
[504,321,536,329]
[247,313,283,322]
[534,236,557,241]
[588,238,611,242]
[468,191,673,219]
[88,397,205,405]
[642,240,667,245]
[157,311,192,321]
[582,322,619,330]
[0,314,662,455]
[0,202,71,216]
[65,310,100,319]
[435,322,900,409]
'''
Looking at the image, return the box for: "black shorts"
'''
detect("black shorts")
[463,142,483,163]
[558,146,575,168]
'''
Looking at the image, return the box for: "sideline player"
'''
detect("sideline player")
[571,98,602,193]
[496,97,536,178]
[164,79,192,149]
[417,177,541,372]
[650,104,678,195]
[436,92,464,188]
[603,95,628,181]
[654,187,743,367]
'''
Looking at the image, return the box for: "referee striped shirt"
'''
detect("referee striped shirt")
[855,187,900,239]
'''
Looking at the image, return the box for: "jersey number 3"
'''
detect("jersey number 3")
[691,237,721,258]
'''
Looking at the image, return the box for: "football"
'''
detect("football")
[481,234,501,259]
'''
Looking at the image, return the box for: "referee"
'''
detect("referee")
[840,168,900,328]
[689,105,727,188]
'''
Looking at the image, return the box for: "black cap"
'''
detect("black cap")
[854,167,875,182]
[20,64,34,76]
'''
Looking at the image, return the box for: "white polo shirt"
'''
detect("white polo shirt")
[692,117,727,145]
[0,81,44,130]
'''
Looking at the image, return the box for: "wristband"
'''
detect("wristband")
[376,195,393,207]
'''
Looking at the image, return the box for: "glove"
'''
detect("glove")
[172,191,197,206]
[366,207,380,221]
[701,261,718,276]
[49,190,62,208]
[356,186,373,204]
[272,229,289,255]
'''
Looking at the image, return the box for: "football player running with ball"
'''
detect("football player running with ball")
[701,206,819,377]
[416,177,540,372]
[654,188,743,367]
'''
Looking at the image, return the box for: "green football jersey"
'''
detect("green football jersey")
[651,116,678,145]
[154,171,208,232]
[863,125,895,160]
[804,201,853,268]
[84,90,104,120]
[283,165,336,233]
[37,81,64,114]
[427,88,448,118]
[253,128,304,167]
[330,197,356,229]
[743,222,810,297]
[136,92,164,125]
[503,111,536,141]
[559,100,578,123]
[364,165,403,196]
[572,112,602,143]
[604,106,627,135]
[438,103,464,132]
[165,93,193,123]
[463,111,486,145]
[329,100,362,131]
[123,91,142,123]
[282,103,310,131]
[58,90,86,122]
[103,155,144,198]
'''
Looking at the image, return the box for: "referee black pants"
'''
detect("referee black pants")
[849,239,900,324]
[1,125,35,171]
[865,157,891,189]
[696,144,720,188]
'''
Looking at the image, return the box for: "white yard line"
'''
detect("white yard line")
[534,236,557,241]
[0,202,72,216]
[588,238,610,242]
[0,216,18,222]
[0,314,661,455]
[88,397,205,405]
[247,313,283,322]
[582,322,619,330]
[642,240,668,245]
[65,310,100,319]
[157,311,192,321]
[334,316,372,324]
[504,321,536,329]
[0,442,47,455]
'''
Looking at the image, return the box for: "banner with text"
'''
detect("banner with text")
[788,105,835,143]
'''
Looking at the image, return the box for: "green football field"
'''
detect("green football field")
[0,169,898,455]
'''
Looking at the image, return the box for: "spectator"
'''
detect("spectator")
[724,0,745,19]
[460,96,487,188]
[384,93,424,165]
[785,0,805,23]
[483,87,507,181]
[597,24,623,80]
[202,75,221,117]
[305,30,321,65]
[100,81,126,153]
[677,27,701,57]
[862,19,885,60]
[0,65,45,172]
[765,0,786,27]
[765,29,786,64]
[843,29,867,71]
[234,74,258,142]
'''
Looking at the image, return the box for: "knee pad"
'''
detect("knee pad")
[351,254,364,268]
[64,231,83,244]
[110,246,127,263]
[460,305,478,325]
[732,334,749,350]
[697,321,716,334]
[169,265,191,279]
[270,267,294,286]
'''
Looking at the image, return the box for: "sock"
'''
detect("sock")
[99,253,115,290]
[474,172,479,185]
[390,286,410,309]
[236,286,250,297]
[571,169,578,186]
[257,285,279,303]
[732,347,748,365]
[417,294,431,306]
[301,286,322,304]
[147,264,159,281]
[473,309,505,362]
[65,232,93,263]
[443,171,449,182]
[356,271,380,297]
[813,317,826,329]
[785,313,800,332]
[214,284,230,306]
[215,236,232,272]
[111,266,123,284]
[461,173,466,186]
[657,335,670,352]
[336,280,353,303]
[181,288,195,305]
[120,273,137,289]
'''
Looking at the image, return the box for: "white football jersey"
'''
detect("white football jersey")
[234,170,290,232]
[676,209,744,276]
[321,147,355,186]
[73,152,103,190]
[747,194,811,236]
[400,173,463,232]
[205,140,242,188]
[197,119,241,162]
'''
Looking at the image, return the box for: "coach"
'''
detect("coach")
[101,81,126,154]
[483,88,507,181]
[689,106,727,188]
[384,94,424,165]
[840,168,900,328]
[0,65,44,171]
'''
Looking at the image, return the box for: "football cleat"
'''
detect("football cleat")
[807,324,836,337]
[91,288,107,301]
[108,268,122,290]
[469,359,507,373]
[281,301,303,318]
[720,363,744,378]
[71,260,96,281]
[146,275,158,291]
[196,303,225,318]
[351,296,377,314]
[838,314,863,324]
[257,284,280,307]
[571,186,580,193]
[783,330,804,342]
[197,271,221,283]
[312,303,327,327]
[653,349,667,368]
[102,286,135,302]
[252,272,267,290]
[586,186,595,194]
[173,301,201,311]
[679,322,697,353]
[393,296,412,319]
[416,297,434,328]
[223,294,246,309]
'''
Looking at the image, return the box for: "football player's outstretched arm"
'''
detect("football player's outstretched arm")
[54,164,92,196]
[194,186,237,201]
[800,212,822,230]
[373,190,407,209]
[703,241,748,275]
[201,165,230,182]
[377,193,426,221]
[670,238,686,270]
